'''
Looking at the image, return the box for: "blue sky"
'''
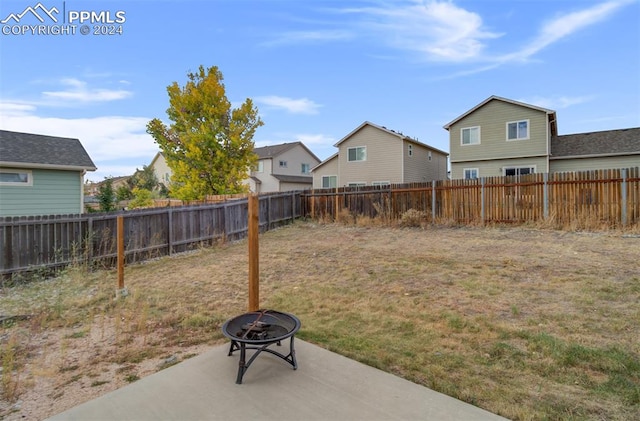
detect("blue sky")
[1,0,639,182]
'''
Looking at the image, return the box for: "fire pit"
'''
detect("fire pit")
[221,310,301,384]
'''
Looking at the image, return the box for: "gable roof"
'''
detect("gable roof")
[254,141,320,163]
[311,152,338,172]
[0,130,97,171]
[334,121,448,155]
[443,95,558,136]
[550,127,640,159]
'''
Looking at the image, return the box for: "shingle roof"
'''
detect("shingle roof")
[254,142,320,162]
[550,127,640,159]
[0,130,97,170]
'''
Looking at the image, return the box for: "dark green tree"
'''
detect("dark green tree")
[97,178,116,212]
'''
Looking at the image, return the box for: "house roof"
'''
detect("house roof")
[311,152,338,172]
[0,130,97,171]
[254,142,321,163]
[443,96,558,136]
[550,127,640,159]
[334,121,448,155]
[272,174,313,184]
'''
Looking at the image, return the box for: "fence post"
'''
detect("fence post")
[543,173,549,220]
[480,177,485,224]
[431,180,436,222]
[116,215,127,297]
[621,168,628,227]
[167,207,173,256]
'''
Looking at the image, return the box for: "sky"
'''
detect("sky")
[1,0,639,182]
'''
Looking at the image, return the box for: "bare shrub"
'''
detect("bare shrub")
[398,209,427,228]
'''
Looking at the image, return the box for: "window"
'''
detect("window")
[461,126,480,145]
[504,166,535,176]
[254,161,264,173]
[301,163,310,174]
[507,120,529,140]
[348,182,366,187]
[372,181,390,187]
[279,160,287,168]
[0,170,32,186]
[428,151,432,161]
[348,146,366,162]
[463,168,479,180]
[408,144,413,156]
[322,175,337,188]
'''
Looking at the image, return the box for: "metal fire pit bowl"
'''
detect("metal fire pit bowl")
[221,310,301,384]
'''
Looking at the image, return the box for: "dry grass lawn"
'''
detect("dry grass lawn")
[1,220,639,420]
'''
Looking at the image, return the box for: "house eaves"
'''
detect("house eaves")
[443,95,558,137]
[272,174,313,183]
[0,129,97,171]
[550,127,640,159]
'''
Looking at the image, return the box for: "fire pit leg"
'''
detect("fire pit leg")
[236,343,248,384]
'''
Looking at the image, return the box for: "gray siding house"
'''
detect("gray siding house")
[312,121,448,188]
[246,142,321,193]
[445,96,639,179]
[0,130,97,216]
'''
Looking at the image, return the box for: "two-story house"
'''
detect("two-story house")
[246,142,321,193]
[445,95,640,179]
[312,121,448,188]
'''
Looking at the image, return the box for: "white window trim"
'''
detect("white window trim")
[279,160,287,168]
[347,146,367,162]
[506,119,530,141]
[503,165,536,176]
[408,144,413,157]
[463,168,479,180]
[301,163,310,174]
[0,169,33,186]
[321,175,337,188]
[372,181,390,186]
[461,126,480,146]
[347,182,366,187]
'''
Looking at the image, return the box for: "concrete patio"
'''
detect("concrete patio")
[48,339,508,420]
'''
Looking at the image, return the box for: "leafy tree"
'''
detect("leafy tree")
[97,178,116,212]
[116,185,133,201]
[128,188,154,209]
[146,65,263,200]
[129,165,158,192]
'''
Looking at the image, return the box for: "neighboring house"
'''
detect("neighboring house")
[149,152,172,188]
[246,142,321,193]
[84,175,130,196]
[550,128,640,172]
[0,130,97,217]
[444,95,639,179]
[312,121,448,189]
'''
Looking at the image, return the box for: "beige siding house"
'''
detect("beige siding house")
[246,142,320,193]
[312,121,448,188]
[445,96,639,179]
[150,152,172,188]
[444,96,557,179]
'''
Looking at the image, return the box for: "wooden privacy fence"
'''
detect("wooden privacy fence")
[302,168,640,227]
[0,191,302,278]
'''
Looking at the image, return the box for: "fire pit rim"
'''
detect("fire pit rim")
[221,309,301,345]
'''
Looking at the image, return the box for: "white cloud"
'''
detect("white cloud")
[0,101,158,181]
[503,0,632,62]
[42,78,132,103]
[342,1,502,62]
[256,96,322,115]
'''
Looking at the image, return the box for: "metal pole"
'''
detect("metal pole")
[621,168,627,227]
